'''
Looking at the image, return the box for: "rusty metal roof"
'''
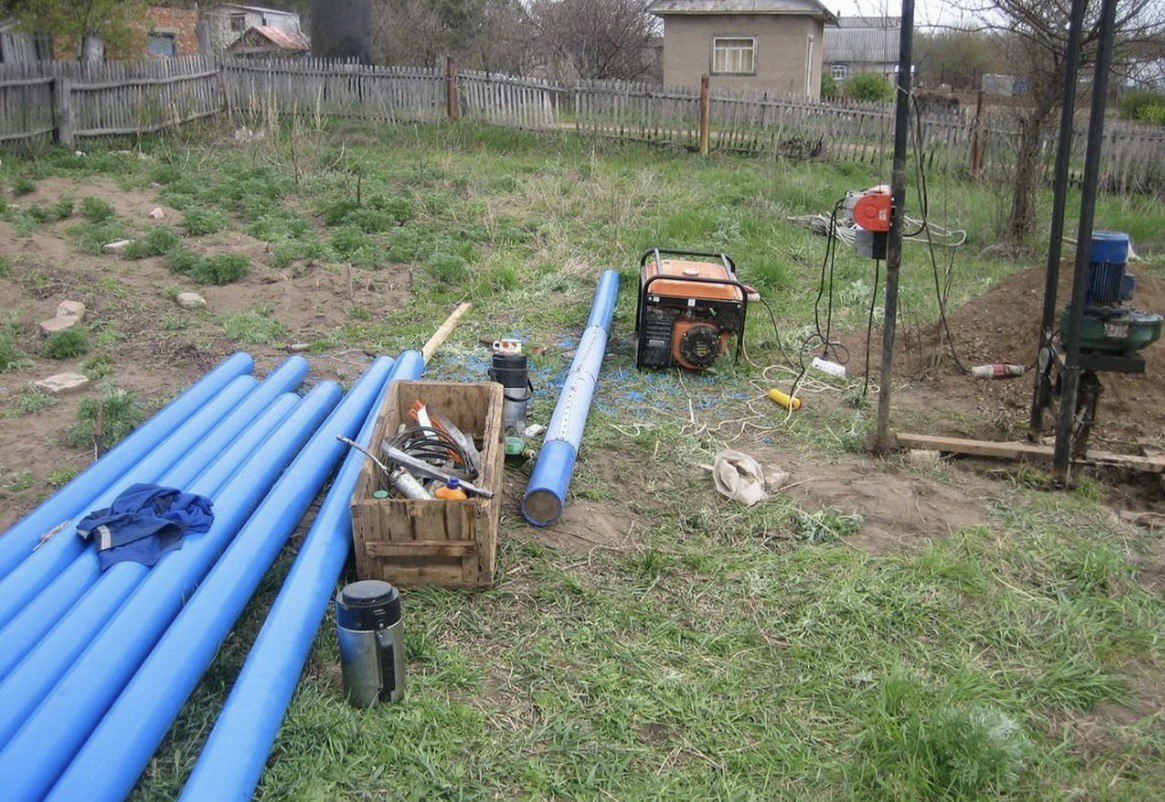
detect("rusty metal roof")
[233,25,310,52]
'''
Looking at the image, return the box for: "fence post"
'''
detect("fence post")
[970,89,985,178]
[54,76,74,148]
[446,57,459,122]
[699,74,710,155]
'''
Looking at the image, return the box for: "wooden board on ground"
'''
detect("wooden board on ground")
[896,432,1165,474]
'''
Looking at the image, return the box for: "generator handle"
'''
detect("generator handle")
[638,248,737,276]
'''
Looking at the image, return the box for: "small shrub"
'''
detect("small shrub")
[1117,89,1165,125]
[270,238,326,269]
[0,333,24,371]
[80,197,117,223]
[7,386,55,417]
[43,327,90,359]
[0,256,10,279]
[182,207,229,236]
[12,178,36,196]
[846,73,894,102]
[223,305,288,345]
[124,227,182,260]
[70,220,127,255]
[167,249,249,285]
[821,72,840,100]
[67,384,146,451]
[26,198,74,224]
[428,251,469,284]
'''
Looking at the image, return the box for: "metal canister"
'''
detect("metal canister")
[335,580,405,707]
[489,348,530,432]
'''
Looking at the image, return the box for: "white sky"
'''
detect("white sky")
[829,0,976,28]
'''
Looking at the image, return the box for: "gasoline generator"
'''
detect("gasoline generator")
[635,248,748,371]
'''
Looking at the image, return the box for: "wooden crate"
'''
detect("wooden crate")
[351,381,504,588]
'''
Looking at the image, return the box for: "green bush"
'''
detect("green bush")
[821,72,840,100]
[320,194,416,232]
[1117,89,1165,125]
[12,178,36,196]
[27,198,74,224]
[0,255,10,279]
[167,249,249,285]
[846,73,894,102]
[67,384,146,450]
[124,227,182,260]
[223,305,288,345]
[0,332,24,371]
[182,207,230,236]
[70,220,128,255]
[43,327,90,359]
[80,197,117,223]
[428,251,469,284]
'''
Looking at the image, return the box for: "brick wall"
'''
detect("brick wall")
[139,6,202,57]
[661,15,826,99]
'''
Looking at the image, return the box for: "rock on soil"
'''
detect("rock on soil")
[103,239,133,254]
[176,292,207,310]
[34,372,89,394]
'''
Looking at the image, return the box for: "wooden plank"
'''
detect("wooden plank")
[365,540,475,557]
[896,432,1165,473]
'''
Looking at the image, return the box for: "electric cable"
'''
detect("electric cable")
[863,258,881,398]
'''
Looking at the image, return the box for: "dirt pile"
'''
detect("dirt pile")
[889,264,1165,446]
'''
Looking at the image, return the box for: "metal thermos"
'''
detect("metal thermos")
[335,580,405,707]
[489,345,530,432]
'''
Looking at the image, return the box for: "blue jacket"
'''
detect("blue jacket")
[77,483,214,570]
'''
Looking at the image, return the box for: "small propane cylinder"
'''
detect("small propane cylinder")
[489,339,531,433]
[335,580,405,707]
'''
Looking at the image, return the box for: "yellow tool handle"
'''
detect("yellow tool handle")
[768,388,802,411]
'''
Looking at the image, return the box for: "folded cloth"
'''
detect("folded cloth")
[77,483,214,570]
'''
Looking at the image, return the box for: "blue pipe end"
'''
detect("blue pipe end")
[522,439,577,527]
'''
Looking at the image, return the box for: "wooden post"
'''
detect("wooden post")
[698,74,710,155]
[446,56,459,122]
[970,89,985,178]
[54,76,74,148]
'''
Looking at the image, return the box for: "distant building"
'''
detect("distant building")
[227,25,311,59]
[648,0,839,99]
[204,4,305,55]
[141,5,202,58]
[823,16,900,81]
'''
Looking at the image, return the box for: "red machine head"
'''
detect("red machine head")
[853,189,892,233]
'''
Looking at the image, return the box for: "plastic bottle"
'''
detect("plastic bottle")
[767,388,802,411]
[810,356,847,378]
[434,477,468,501]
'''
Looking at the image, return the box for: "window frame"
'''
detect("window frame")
[230,13,247,32]
[147,30,178,58]
[710,36,757,77]
[830,63,848,80]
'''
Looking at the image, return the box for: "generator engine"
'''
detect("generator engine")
[635,249,748,371]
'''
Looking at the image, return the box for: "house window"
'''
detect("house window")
[147,32,177,58]
[230,14,246,32]
[831,63,848,80]
[712,37,756,75]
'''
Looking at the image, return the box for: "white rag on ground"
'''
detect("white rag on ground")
[711,450,789,507]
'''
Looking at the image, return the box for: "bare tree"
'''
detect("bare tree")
[371,0,530,73]
[957,0,1165,242]
[530,0,657,81]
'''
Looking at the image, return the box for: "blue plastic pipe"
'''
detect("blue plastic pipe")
[46,358,402,802]
[0,392,301,688]
[180,350,425,802]
[0,358,308,682]
[0,353,254,579]
[0,375,258,625]
[523,270,619,526]
[0,383,343,802]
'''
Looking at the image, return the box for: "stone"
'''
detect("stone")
[103,239,133,254]
[149,207,165,219]
[34,372,89,394]
[175,292,206,310]
[288,343,310,352]
[39,316,79,336]
[907,449,942,467]
[56,300,86,321]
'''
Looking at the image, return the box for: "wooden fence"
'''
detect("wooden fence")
[2,56,1163,196]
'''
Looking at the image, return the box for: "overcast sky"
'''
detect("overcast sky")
[829,0,978,28]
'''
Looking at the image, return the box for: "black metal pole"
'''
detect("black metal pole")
[1028,0,1088,435]
[1052,0,1119,481]
[874,0,915,452]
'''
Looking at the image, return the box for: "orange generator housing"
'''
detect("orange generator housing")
[635,249,748,371]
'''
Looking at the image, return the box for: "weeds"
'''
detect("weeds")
[167,249,249,284]
[124,227,181,260]
[42,327,89,359]
[66,384,146,451]
[223,305,288,345]
[0,333,24,371]
[182,207,229,236]
[12,177,35,196]
[80,197,116,223]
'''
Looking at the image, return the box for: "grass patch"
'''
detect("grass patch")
[12,177,35,196]
[0,332,24,371]
[181,207,230,236]
[66,384,146,451]
[42,327,89,359]
[80,196,117,223]
[222,305,288,345]
[6,386,56,417]
[167,249,249,285]
[124,226,181,260]
[69,219,127,255]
